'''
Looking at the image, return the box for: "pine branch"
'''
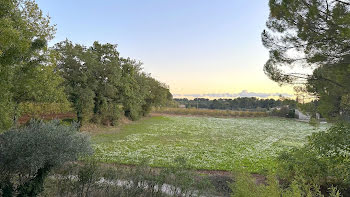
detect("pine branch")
[282,73,350,93]
[334,0,350,5]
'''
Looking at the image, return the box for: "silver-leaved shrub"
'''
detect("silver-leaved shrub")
[0,120,93,197]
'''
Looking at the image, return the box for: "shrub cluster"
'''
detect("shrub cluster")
[277,123,350,192]
[231,172,341,197]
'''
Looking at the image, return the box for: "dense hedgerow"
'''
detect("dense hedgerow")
[55,41,172,126]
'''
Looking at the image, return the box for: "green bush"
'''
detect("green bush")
[287,109,296,118]
[231,172,281,197]
[91,103,123,126]
[309,117,320,127]
[277,122,350,194]
[0,120,92,197]
[231,123,350,197]
[230,172,341,197]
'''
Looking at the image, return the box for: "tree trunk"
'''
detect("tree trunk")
[12,102,19,127]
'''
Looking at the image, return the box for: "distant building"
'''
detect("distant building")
[178,104,186,108]
[295,109,311,120]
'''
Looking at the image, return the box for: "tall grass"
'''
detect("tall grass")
[153,107,268,118]
[42,160,219,197]
[230,171,342,197]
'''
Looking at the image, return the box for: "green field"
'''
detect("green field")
[92,116,328,173]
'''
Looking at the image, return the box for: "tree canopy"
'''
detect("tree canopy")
[263,0,350,120]
[0,0,62,130]
[55,40,172,126]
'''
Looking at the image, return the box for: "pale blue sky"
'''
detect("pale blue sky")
[36,0,294,98]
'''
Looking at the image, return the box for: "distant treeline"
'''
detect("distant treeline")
[174,97,297,111]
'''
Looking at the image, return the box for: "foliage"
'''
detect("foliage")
[230,171,342,197]
[0,0,172,130]
[306,56,350,120]
[309,117,320,127]
[140,74,173,116]
[276,122,350,194]
[230,122,350,196]
[18,101,73,116]
[262,0,350,83]
[55,41,102,125]
[0,0,68,131]
[117,58,145,121]
[11,57,70,125]
[0,120,92,197]
[298,101,319,118]
[262,0,350,120]
[55,41,172,126]
[231,172,281,197]
[92,116,328,172]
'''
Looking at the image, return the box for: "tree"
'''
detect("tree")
[135,73,172,115]
[307,55,350,119]
[11,51,68,124]
[0,0,58,130]
[117,58,146,120]
[55,40,96,125]
[263,0,350,119]
[88,42,122,125]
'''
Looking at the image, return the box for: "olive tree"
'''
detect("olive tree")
[0,120,92,197]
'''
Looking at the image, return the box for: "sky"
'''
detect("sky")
[36,0,295,99]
